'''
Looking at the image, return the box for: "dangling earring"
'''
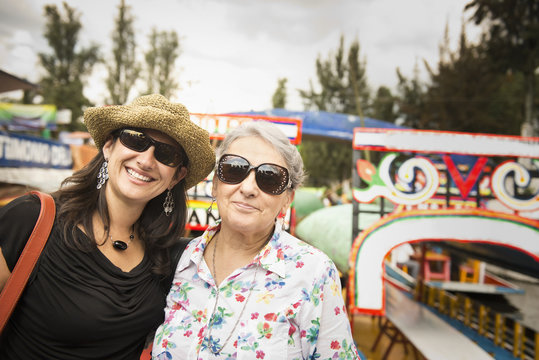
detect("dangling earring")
[207,197,216,215]
[277,211,287,231]
[97,160,109,190]
[163,189,174,216]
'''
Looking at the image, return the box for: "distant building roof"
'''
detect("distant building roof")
[0,69,38,93]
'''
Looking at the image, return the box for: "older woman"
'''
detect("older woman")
[153,121,359,359]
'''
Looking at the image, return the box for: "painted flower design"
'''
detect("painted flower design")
[356,159,376,183]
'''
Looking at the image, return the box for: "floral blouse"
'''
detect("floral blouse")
[152,224,360,359]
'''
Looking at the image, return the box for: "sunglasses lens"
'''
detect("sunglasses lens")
[120,129,149,152]
[218,155,289,195]
[119,129,182,167]
[154,143,182,167]
[218,155,250,184]
[256,164,289,195]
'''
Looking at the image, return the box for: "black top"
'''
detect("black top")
[0,194,168,360]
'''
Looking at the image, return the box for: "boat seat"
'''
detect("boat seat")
[423,252,451,282]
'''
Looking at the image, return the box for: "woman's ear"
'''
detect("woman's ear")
[280,190,295,215]
[211,175,218,198]
[171,166,188,188]
[102,136,115,160]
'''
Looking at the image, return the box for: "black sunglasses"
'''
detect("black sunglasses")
[217,154,290,195]
[117,129,184,167]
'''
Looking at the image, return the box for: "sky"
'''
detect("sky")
[0,0,481,114]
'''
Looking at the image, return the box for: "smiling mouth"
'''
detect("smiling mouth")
[127,168,153,182]
[234,201,257,211]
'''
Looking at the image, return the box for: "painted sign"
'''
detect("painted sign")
[0,131,72,169]
[190,113,302,145]
[353,128,539,158]
[349,128,539,315]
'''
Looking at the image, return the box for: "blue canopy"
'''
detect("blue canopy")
[232,109,405,142]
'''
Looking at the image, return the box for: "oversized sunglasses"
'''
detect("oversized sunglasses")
[217,154,290,195]
[117,129,184,167]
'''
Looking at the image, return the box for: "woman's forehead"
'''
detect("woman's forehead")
[227,136,286,166]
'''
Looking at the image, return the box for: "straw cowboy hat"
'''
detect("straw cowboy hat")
[84,94,215,190]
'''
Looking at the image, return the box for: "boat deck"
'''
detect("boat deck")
[351,283,494,360]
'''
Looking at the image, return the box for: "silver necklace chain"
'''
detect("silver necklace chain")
[205,234,260,356]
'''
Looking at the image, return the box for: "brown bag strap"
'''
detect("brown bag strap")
[0,191,56,334]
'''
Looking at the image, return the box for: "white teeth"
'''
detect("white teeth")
[127,168,152,182]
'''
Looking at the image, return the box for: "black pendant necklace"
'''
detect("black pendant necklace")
[110,227,135,251]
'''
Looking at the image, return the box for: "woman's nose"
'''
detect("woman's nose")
[136,146,157,168]
[239,170,259,195]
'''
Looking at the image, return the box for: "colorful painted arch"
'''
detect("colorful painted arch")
[347,209,539,315]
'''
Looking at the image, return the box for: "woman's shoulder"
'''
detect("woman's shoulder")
[174,234,206,271]
[275,232,340,285]
[0,193,41,222]
[0,193,44,269]
[184,233,205,253]
[278,231,335,266]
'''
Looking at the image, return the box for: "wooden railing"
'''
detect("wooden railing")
[419,283,538,360]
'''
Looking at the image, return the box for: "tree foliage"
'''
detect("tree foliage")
[299,35,370,116]
[395,63,427,129]
[371,86,397,123]
[299,140,352,188]
[143,28,181,98]
[298,36,369,187]
[38,2,99,130]
[272,78,287,108]
[465,0,538,133]
[395,22,528,135]
[424,27,523,134]
[107,0,139,105]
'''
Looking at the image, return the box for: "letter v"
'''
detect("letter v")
[443,155,488,199]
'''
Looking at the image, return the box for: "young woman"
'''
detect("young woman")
[0,94,215,359]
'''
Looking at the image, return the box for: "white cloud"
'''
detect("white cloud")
[0,0,480,114]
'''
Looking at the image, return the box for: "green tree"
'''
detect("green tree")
[144,28,181,98]
[371,86,397,123]
[38,2,100,130]
[422,26,523,134]
[395,63,427,129]
[299,35,370,115]
[298,36,370,187]
[299,140,352,187]
[465,0,539,135]
[107,0,139,105]
[397,23,526,135]
[271,78,287,108]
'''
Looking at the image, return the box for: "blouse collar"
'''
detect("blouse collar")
[178,221,287,278]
